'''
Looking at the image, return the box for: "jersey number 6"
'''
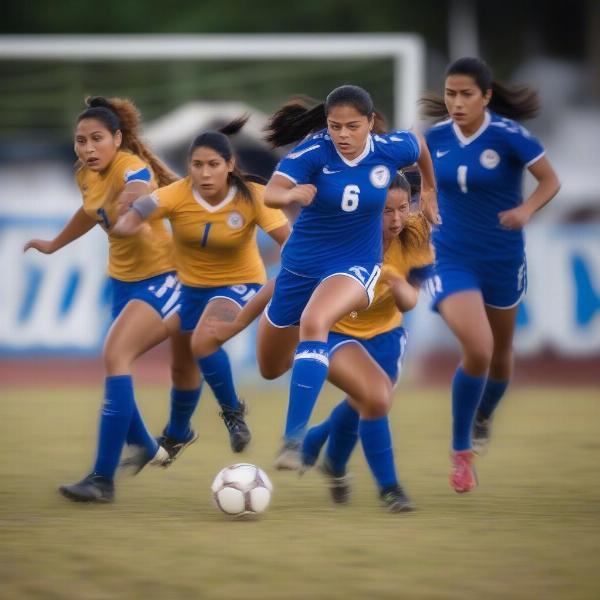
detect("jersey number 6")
[341,185,360,212]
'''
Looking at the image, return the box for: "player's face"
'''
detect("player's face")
[74,119,122,172]
[189,147,233,200]
[327,104,374,160]
[383,188,410,240]
[444,75,491,133]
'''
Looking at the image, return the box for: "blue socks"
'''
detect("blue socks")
[359,416,398,489]
[302,419,331,467]
[324,399,360,476]
[93,375,135,480]
[165,387,203,442]
[478,379,509,419]
[452,366,487,451]
[284,341,329,441]
[126,403,158,459]
[198,349,239,410]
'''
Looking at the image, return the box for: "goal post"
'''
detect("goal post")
[0,33,425,128]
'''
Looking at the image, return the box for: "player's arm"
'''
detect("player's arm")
[499,156,561,229]
[195,280,276,357]
[111,193,158,237]
[266,223,291,246]
[264,174,316,208]
[412,130,440,225]
[382,270,419,312]
[23,207,96,254]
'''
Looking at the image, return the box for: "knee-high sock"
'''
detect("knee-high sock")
[198,349,238,410]
[126,403,158,459]
[93,375,135,479]
[164,386,203,441]
[359,416,398,490]
[477,379,509,419]
[323,399,360,476]
[452,366,486,451]
[284,341,329,441]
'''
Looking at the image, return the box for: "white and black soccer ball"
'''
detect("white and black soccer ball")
[211,463,273,517]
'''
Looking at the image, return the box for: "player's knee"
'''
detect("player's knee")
[298,312,329,340]
[102,343,132,375]
[359,381,392,419]
[257,356,288,380]
[464,341,493,374]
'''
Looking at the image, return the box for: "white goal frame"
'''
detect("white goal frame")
[0,34,425,127]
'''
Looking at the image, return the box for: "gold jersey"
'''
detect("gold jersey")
[332,216,434,339]
[77,150,174,282]
[152,178,288,287]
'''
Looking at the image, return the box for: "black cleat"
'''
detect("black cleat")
[220,401,251,453]
[157,429,199,463]
[472,410,492,455]
[319,461,351,504]
[59,473,114,504]
[380,485,414,513]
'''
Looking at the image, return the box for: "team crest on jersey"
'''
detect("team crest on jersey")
[480,149,500,169]
[227,211,244,229]
[369,165,390,188]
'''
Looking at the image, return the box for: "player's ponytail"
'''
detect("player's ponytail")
[188,115,256,203]
[78,96,179,187]
[419,57,540,122]
[265,85,387,148]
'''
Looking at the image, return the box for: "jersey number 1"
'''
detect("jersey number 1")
[341,185,360,212]
[457,165,468,193]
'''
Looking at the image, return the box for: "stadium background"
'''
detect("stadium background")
[1,3,599,599]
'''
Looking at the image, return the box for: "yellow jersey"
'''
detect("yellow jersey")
[77,150,174,282]
[151,178,288,287]
[332,215,434,339]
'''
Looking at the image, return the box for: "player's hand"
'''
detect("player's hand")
[419,188,441,225]
[206,317,243,345]
[287,184,317,207]
[23,239,56,254]
[498,205,533,230]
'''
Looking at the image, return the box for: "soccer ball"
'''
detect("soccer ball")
[211,463,273,517]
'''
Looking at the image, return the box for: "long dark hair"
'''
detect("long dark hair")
[76,96,179,187]
[419,57,540,123]
[388,171,430,250]
[188,114,259,203]
[264,85,387,148]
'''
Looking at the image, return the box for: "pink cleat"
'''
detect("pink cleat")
[450,450,478,493]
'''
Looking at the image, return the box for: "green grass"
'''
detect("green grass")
[1,383,599,600]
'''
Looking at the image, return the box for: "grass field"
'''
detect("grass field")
[1,383,599,600]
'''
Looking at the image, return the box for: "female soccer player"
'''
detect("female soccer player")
[24,96,198,503]
[113,117,290,454]
[196,173,433,512]
[258,85,437,467]
[421,57,561,492]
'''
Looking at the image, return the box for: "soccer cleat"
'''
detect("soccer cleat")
[472,410,492,455]
[59,472,114,503]
[380,485,415,513]
[319,461,351,504]
[450,449,478,493]
[273,439,303,471]
[120,444,171,475]
[219,401,251,453]
[157,429,199,463]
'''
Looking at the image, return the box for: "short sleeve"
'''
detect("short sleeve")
[381,130,421,168]
[252,184,289,232]
[150,180,184,219]
[506,123,545,167]
[124,166,152,184]
[274,137,324,185]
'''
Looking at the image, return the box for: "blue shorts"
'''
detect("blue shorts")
[110,271,181,320]
[327,327,407,384]
[179,283,262,332]
[266,264,382,328]
[430,254,527,310]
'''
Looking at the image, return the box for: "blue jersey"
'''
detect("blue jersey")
[275,129,420,277]
[425,110,545,261]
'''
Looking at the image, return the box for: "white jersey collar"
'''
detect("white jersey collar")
[334,135,373,167]
[192,185,237,213]
[452,110,491,146]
